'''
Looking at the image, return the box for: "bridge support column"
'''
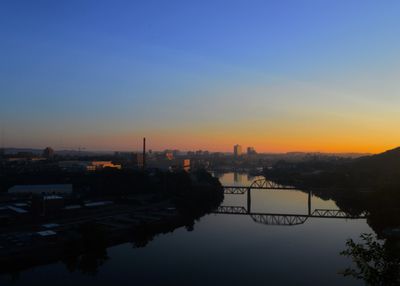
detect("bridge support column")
[247,188,251,214]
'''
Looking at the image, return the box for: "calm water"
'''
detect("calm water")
[1,172,373,286]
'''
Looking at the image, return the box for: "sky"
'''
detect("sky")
[1,0,400,153]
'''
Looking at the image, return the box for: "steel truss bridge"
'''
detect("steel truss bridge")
[223,178,296,194]
[216,178,367,226]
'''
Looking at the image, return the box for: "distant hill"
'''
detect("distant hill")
[327,147,400,188]
[3,148,113,156]
[266,147,400,235]
[352,147,400,171]
[267,146,400,190]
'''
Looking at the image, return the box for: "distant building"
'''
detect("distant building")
[148,158,190,172]
[212,152,223,158]
[166,152,174,160]
[181,159,191,172]
[42,147,55,159]
[169,159,190,172]
[59,161,92,172]
[160,151,174,160]
[247,147,257,155]
[234,145,243,157]
[59,161,121,172]
[8,184,73,195]
[91,161,122,170]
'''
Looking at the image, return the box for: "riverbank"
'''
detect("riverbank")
[0,170,224,274]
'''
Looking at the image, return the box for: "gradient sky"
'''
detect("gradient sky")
[1,0,400,153]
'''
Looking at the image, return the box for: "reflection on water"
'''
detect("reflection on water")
[215,172,263,186]
[218,172,339,214]
[0,172,374,286]
[217,174,367,227]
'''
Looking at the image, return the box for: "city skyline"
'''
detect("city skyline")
[0,143,375,155]
[2,1,400,153]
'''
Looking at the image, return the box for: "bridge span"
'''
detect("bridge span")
[217,178,367,226]
[223,178,296,194]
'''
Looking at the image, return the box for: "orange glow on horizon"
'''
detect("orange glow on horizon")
[54,130,398,154]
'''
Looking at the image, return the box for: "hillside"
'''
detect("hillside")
[266,146,400,190]
[352,147,400,171]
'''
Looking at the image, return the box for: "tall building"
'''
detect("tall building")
[247,147,257,155]
[233,144,242,157]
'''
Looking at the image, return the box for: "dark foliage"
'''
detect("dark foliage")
[341,233,400,286]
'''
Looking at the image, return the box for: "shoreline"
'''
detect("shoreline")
[0,201,209,274]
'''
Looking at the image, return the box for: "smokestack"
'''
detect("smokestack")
[142,137,146,170]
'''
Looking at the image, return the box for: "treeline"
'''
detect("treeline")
[266,147,400,191]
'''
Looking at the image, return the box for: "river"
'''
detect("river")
[0,172,373,286]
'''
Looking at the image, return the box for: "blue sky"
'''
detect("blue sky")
[1,0,400,152]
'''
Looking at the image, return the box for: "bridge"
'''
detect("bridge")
[216,178,367,226]
[223,178,296,194]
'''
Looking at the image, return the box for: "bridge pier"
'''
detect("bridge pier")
[247,188,251,214]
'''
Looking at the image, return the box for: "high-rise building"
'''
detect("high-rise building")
[233,144,242,157]
[247,147,257,155]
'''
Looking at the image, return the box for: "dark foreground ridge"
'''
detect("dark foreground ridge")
[0,169,224,276]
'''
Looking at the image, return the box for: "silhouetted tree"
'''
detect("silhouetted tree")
[340,233,400,285]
